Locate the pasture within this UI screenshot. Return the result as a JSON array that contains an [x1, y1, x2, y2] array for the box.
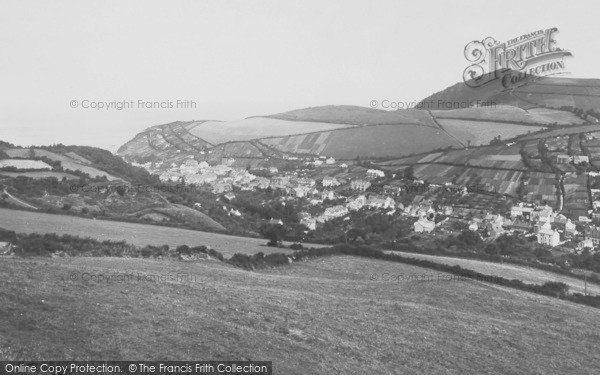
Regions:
[[262, 124, 462, 159], [432, 105, 585, 125], [1, 255, 599, 374], [384, 251, 600, 296], [187, 117, 356, 144], [438, 119, 545, 146], [0, 208, 320, 257], [0, 171, 79, 180], [4, 149, 121, 181]]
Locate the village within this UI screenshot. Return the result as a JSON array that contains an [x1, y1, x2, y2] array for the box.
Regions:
[[131, 154, 600, 256]]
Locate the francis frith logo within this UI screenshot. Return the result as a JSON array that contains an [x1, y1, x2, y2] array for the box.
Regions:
[[463, 27, 572, 88]]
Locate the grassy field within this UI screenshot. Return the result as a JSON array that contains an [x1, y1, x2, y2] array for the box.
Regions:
[[1, 255, 599, 374], [267, 105, 435, 126], [4, 148, 121, 181], [432, 105, 585, 125], [187, 117, 356, 144], [0, 171, 79, 180], [0, 208, 321, 257], [260, 124, 463, 159], [384, 251, 600, 296], [438, 119, 545, 146]]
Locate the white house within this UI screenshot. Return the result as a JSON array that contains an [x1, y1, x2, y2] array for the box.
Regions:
[[351, 180, 371, 191], [321, 190, 336, 201], [323, 205, 349, 219], [347, 195, 367, 211], [414, 218, 435, 233], [573, 155, 590, 164], [366, 169, 385, 178], [293, 186, 311, 198], [300, 217, 317, 231], [511, 205, 533, 220], [537, 222, 560, 247], [322, 176, 340, 187]]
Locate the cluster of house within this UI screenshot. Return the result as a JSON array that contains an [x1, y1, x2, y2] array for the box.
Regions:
[[485, 203, 598, 253], [555, 154, 590, 165], [299, 193, 400, 230]]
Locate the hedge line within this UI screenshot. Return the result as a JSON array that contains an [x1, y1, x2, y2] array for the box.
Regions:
[[226, 244, 600, 309]]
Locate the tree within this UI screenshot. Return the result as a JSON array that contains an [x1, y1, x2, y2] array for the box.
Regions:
[[404, 166, 414, 180], [489, 136, 503, 146], [347, 228, 365, 242], [260, 223, 286, 247]]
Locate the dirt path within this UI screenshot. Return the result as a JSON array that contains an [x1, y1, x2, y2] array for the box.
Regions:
[[2, 188, 38, 210]]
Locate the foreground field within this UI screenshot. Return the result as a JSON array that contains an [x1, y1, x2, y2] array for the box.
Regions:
[[1, 256, 598, 374], [0, 208, 323, 257], [384, 250, 600, 296]]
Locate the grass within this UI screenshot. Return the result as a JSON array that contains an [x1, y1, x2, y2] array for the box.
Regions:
[[0, 171, 79, 180], [0, 208, 323, 257], [187, 118, 356, 144], [1, 255, 599, 373], [384, 250, 600, 296], [432, 105, 585, 125], [437, 119, 545, 146]]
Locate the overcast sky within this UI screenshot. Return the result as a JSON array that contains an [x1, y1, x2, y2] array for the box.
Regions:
[[1, 0, 598, 151]]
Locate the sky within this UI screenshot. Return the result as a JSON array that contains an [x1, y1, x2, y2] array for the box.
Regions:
[[1, 0, 599, 151]]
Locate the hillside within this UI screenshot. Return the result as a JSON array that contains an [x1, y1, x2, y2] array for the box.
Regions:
[[384, 251, 599, 296], [0, 208, 313, 256], [2, 255, 599, 373], [419, 74, 600, 112], [117, 99, 585, 166]]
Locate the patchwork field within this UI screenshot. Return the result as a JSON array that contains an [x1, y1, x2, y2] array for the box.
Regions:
[[438, 119, 545, 146], [412, 164, 465, 185], [427, 144, 527, 170], [1, 255, 599, 374], [262, 125, 462, 159], [563, 174, 590, 218], [0, 171, 79, 180], [431, 105, 586, 125], [267, 105, 436, 126], [454, 168, 523, 196], [187, 118, 357, 144], [518, 125, 600, 141], [5, 149, 121, 181], [523, 172, 559, 207], [512, 86, 600, 112]]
